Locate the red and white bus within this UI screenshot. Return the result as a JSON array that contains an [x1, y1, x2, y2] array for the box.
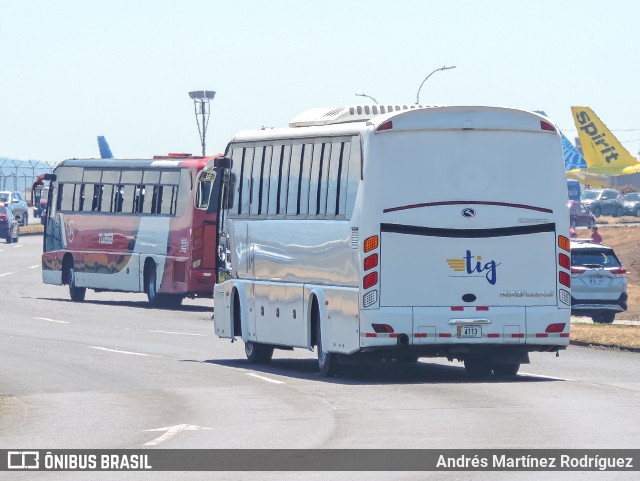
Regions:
[[41, 153, 222, 307]]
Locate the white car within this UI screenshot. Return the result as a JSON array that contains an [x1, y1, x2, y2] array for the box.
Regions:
[[0, 191, 29, 225], [570, 240, 627, 323]]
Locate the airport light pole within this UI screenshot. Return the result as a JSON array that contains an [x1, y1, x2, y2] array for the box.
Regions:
[[355, 93, 379, 104], [415, 65, 456, 104], [188, 90, 216, 156]]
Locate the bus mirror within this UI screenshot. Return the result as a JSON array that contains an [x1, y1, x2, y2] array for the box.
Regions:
[[44, 173, 56, 181], [214, 157, 232, 169]]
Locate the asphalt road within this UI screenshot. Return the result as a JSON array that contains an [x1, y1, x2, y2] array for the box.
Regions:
[[1, 236, 639, 481]]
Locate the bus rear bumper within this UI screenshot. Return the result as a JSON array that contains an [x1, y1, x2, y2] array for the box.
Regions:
[[359, 306, 570, 349]]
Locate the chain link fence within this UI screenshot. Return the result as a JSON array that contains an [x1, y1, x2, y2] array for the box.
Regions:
[[0, 160, 58, 205]]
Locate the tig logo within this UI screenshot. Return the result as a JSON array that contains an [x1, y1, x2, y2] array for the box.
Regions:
[[447, 250, 501, 285], [8, 451, 39, 470]]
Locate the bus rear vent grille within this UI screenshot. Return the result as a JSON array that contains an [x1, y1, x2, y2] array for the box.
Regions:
[[351, 228, 359, 249]]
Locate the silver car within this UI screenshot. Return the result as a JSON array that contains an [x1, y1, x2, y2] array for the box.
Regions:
[[570, 240, 627, 323], [0, 191, 29, 225]]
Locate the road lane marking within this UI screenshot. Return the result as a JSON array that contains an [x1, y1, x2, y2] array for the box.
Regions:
[[12, 244, 24, 248], [519, 371, 570, 381], [29, 265, 40, 269], [245, 373, 285, 384], [144, 424, 212, 446], [145, 329, 207, 337], [33, 317, 69, 324], [89, 346, 161, 357], [0, 272, 14, 277]]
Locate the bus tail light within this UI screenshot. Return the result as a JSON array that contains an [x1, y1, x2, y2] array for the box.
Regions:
[[364, 235, 378, 252], [372, 323, 394, 333], [377, 121, 393, 132], [559, 253, 570, 270], [363, 272, 378, 289], [546, 323, 566, 333], [364, 253, 378, 271], [559, 271, 570, 288], [558, 235, 569, 252], [540, 120, 556, 132]]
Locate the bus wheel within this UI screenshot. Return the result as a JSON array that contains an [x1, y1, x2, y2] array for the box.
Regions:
[[244, 341, 274, 364], [146, 264, 162, 307], [68, 265, 86, 302], [316, 315, 340, 377], [492, 362, 520, 377], [464, 355, 492, 378]]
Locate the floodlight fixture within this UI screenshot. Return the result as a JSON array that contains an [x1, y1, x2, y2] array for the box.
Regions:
[[188, 90, 216, 156]]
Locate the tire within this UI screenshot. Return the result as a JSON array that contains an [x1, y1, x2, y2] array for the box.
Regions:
[[464, 355, 493, 378], [5, 232, 12, 244], [593, 207, 601, 217], [146, 263, 162, 307], [570, 218, 577, 228], [316, 306, 340, 377], [244, 341, 274, 364], [615, 207, 623, 218], [68, 265, 86, 302], [592, 311, 615, 324], [493, 362, 521, 377]]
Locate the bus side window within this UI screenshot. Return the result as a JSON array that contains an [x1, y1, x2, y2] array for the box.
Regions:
[[318, 142, 331, 216], [277, 144, 291, 215], [259, 145, 273, 216], [59, 184, 75, 212], [287, 144, 302, 216], [134, 185, 145, 213], [298, 144, 312, 216], [250, 146, 264, 216], [229, 148, 243, 215], [308, 143, 322, 216], [327, 141, 343, 216], [101, 185, 115, 213], [267, 145, 282, 216]]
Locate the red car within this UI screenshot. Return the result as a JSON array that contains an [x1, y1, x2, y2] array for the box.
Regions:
[[569, 200, 596, 228], [0, 204, 19, 243]]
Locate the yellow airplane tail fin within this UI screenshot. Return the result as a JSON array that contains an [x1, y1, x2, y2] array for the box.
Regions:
[[571, 106, 638, 170]]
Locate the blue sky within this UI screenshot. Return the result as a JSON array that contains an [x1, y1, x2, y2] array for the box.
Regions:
[[1, 0, 638, 162]]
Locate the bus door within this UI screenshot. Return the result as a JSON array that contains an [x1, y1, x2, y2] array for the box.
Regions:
[[43, 174, 62, 253]]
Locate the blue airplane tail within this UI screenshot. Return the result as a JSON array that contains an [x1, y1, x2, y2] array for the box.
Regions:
[[97, 136, 113, 159], [535, 111, 586, 171]]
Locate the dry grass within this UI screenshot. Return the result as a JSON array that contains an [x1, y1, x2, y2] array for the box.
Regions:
[[571, 323, 640, 349]]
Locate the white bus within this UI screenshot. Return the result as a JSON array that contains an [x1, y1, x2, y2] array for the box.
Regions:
[[210, 104, 570, 377]]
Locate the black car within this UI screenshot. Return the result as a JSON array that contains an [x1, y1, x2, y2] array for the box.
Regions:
[[0, 204, 19, 243], [622, 192, 640, 216], [580, 188, 624, 217]]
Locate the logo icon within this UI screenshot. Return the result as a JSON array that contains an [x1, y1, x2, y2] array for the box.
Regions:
[[447, 250, 501, 285], [461, 208, 476, 218], [8, 451, 39, 470]]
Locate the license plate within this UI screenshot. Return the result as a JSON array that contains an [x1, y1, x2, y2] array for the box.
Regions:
[[457, 325, 482, 338], [589, 277, 603, 285]]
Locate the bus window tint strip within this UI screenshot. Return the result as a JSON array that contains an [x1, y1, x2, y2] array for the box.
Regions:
[[380, 223, 557, 238]]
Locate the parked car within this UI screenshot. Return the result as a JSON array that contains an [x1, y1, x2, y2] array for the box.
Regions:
[[0, 204, 20, 243], [0, 190, 29, 225], [569, 201, 596, 228], [580, 188, 624, 217], [570, 240, 627, 323], [622, 192, 640, 216]]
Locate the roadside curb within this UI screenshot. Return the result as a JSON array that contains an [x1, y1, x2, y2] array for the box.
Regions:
[[570, 340, 640, 353]]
